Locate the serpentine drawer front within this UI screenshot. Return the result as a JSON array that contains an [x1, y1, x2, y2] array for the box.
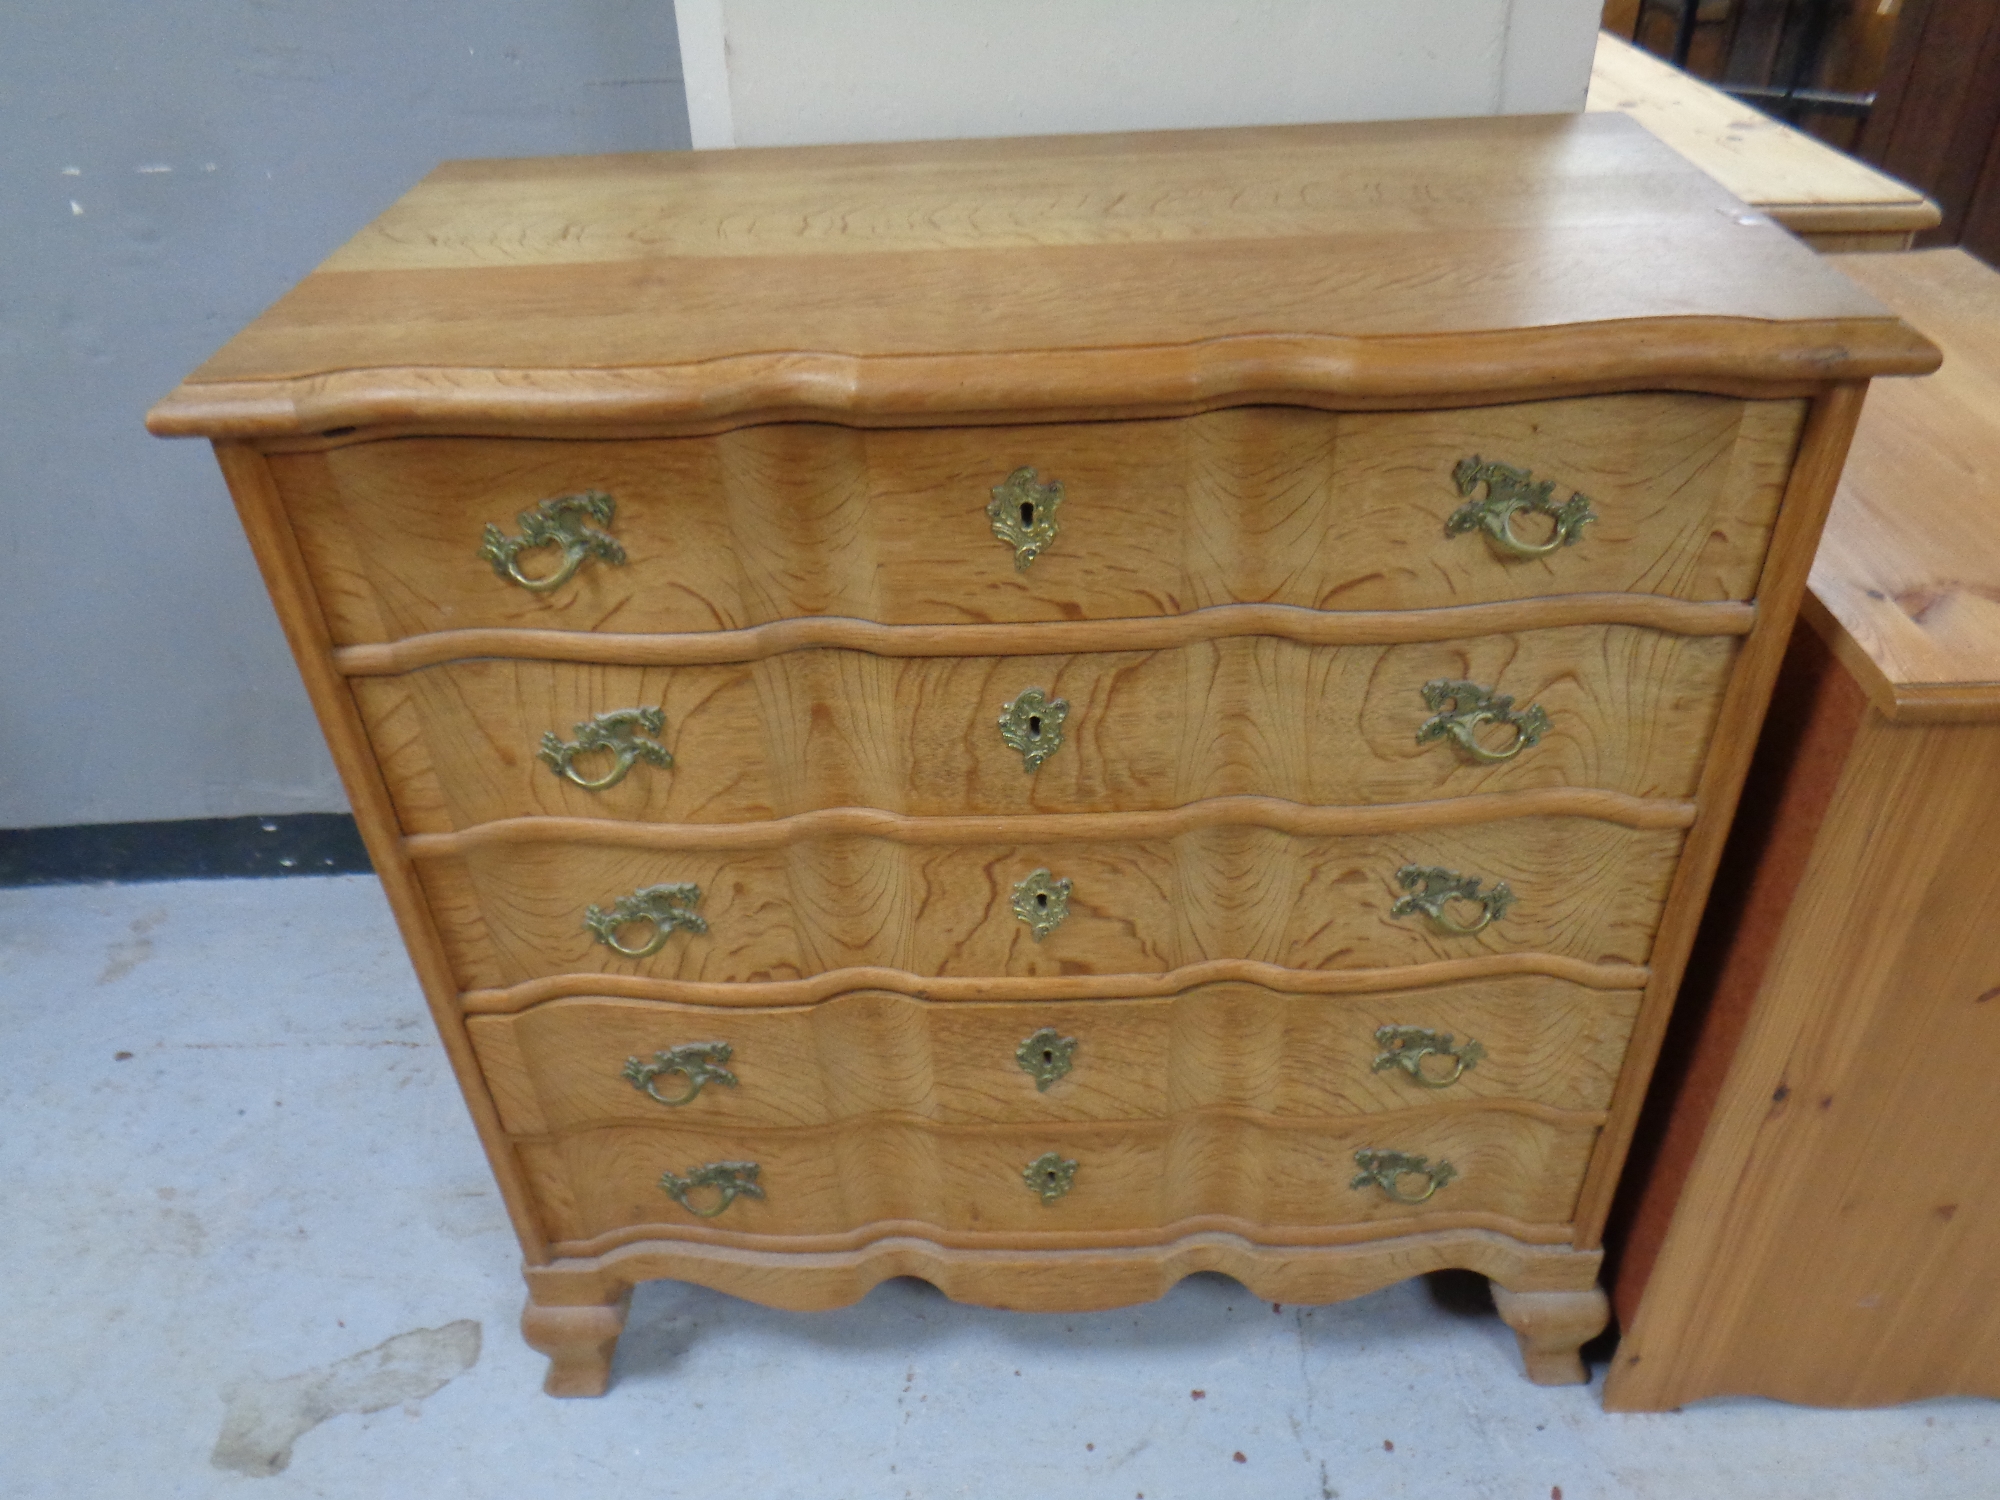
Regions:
[[273, 396, 1803, 646], [351, 625, 1738, 829], [148, 115, 1936, 1396]]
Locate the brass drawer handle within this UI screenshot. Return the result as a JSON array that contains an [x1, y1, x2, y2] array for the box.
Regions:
[[1023, 1151, 1078, 1204], [1016, 1027, 1077, 1090], [623, 1042, 737, 1106], [1351, 1149, 1458, 1205], [1373, 1026, 1486, 1089], [1447, 457, 1596, 559], [999, 687, 1068, 772], [478, 490, 626, 592], [539, 707, 674, 791], [988, 466, 1063, 570], [1416, 679, 1550, 765], [1012, 868, 1072, 941], [585, 882, 707, 958], [659, 1161, 763, 1218], [1391, 864, 1513, 936]]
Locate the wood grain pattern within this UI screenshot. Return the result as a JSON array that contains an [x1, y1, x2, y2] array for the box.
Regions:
[[1808, 251, 2000, 722], [270, 396, 1805, 644], [144, 114, 1935, 442], [331, 595, 1758, 676], [355, 625, 1738, 831], [1605, 711, 2000, 1409], [467, 978, 1640, 1133], [416, 815, 1687, 991], [512, 1107, 1599, 1245], [1587, 32, 1940, 241]]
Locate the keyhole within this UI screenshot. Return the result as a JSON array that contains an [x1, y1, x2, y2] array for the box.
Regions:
[[1041, 1048, 1056, 1065], [1020, 501, 1035, 526], [1027, 714, 1042, 738], [1036, 893, 1048, 909]]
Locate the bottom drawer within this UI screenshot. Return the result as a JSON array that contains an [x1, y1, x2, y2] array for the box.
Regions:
[[516, 1110, 1599, 1248]]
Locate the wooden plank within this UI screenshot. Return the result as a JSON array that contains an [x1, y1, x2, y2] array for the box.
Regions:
[[1586, 31, 1940, 242], [1809, 250, 2000, 721], [144, 114, 1935, 439]]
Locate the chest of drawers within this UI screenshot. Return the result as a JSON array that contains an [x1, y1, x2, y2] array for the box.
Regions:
[[149, 114, 1935, 1396]]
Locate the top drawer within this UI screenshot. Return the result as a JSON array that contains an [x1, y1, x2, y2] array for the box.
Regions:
[[271, 394, 1804, 646]]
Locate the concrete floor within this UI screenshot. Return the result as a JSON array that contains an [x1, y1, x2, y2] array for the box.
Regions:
[[3, 875, 1995, 1498]]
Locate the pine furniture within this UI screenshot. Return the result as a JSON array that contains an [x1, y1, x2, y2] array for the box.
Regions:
[[1605, 248, 2000, 1410], [148, 113, 1935, 1395]]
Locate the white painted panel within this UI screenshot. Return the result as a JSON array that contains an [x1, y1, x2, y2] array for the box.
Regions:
[[694, 0, 1602, 150]]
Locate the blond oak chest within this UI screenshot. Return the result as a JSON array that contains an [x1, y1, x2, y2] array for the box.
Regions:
[[149, 113, 1935, 1396]]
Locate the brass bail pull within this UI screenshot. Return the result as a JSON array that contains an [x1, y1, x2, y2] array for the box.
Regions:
[[540, 707, 673, 791], [1445, 457, 1596, 559], [478, 490, 626, 592], [1416, 679, 1550, 765]]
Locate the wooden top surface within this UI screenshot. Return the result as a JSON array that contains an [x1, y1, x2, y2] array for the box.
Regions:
[[149, 113, 1936, 439], [1586, 32, 1940, 237], [1808, 250, 2000, 721]]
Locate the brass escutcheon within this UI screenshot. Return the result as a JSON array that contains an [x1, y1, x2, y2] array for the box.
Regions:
[[1391, 865, 1514, 936], [477, 490, 626, 592], [998, 687, 1069, 772], [539, 707, 674, 791], [988, 467, 1064, 570], [623, 1042, 737, 1106], [1446, 457, 1597, 559], [1011, 868, 1072, 942], [1023, 1151, 1078, 1204], [1351, 1149, 1458, 1204], [584, 882, 708, 958], [659, 1160, 763, 1218], [1016, 1026, 1078, 1090], [1372, 1025, 1486, 1089], [1416, 679, 1551, 765]]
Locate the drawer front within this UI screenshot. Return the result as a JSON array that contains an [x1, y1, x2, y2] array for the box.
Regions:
[[419, 817, 1684, 991], [274, 395, 1803, 644], [514, 1110, 1600, 1246], [359, 627, 1736, 831], [468, 978, 1642, 1132]]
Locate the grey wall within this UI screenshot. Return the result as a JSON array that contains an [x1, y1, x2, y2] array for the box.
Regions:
[[1, 3, 688, 830]]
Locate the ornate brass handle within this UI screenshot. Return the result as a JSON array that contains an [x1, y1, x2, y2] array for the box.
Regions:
[[1446, 457, 1597, 559], [988, 467, 1063, 570], [539, 707, 674, 791], [584, 882, 708, 958], [1372, 1026, 1486, 1089], [478, 490, 626, 592], [1011, 868, 1072, 942], [999, 688, 1068, 772], [1351, 1149, 1458, 1204], [1416, 679, 1550, 765], [1391, 865, 1514, 936], [1016, 1027, 1077, 1090], [1023, 1151, 1078, 1204], [659, 1161, 763, 1218], [623, 1042, 737, 1106]]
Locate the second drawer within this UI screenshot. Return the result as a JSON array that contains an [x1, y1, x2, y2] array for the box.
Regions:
[[357, 626, 1736, 830]]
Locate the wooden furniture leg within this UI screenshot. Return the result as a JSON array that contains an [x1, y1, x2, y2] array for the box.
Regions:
[[521, 1283, 632, 1398], [1491, 1283, 1610, 1386]]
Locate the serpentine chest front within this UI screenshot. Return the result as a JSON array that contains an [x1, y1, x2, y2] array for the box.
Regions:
[[148, 112, 1935, 1394]]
